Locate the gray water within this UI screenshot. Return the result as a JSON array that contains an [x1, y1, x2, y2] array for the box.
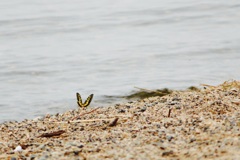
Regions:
[[0, 0, 240, 123]]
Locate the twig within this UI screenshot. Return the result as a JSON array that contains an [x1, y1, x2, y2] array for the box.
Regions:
[[79, 107, 100, 116], [72, 107, 100, 121], [38, 130, 65, 138], [109, 118, 119, 127], [110, 114, 132, 117], [168, 108, 172, 117], [55, 118, 116, 123]]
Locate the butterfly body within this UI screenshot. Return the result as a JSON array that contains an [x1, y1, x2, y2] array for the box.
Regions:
[[76, 93, 93, 109]]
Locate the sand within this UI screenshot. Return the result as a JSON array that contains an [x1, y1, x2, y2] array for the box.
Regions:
[[0, 81, 239, 160]]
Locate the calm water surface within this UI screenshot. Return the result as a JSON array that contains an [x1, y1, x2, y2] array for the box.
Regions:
[[0, 0, 240, 123]]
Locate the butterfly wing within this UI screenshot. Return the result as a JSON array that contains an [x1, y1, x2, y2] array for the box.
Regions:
[[82, 94, 94, 108], [76, 92, 83, 108]]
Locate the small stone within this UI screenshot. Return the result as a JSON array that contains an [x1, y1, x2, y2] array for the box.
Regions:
[[168, 101, 178, 105], [125, 105, 131, 109], [166, 135, 174, 142], [190, 138, 196, 143], [73, 150, 80, 155], [30, 155, 36, 160], [45, 114, 51, 118], [78, 144, 84, 148], [80, 127, 84, 131], [162, 150, 174, 156], [131, 134, 137, 138], [118, 109, 126, 113], [139, 107, 146, 112]]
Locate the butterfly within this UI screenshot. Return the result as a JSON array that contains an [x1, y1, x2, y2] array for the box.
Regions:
[[76, 92, 94, 109]]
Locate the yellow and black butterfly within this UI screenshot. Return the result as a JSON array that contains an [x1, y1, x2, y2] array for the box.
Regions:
[[76, 92, 94, 109]]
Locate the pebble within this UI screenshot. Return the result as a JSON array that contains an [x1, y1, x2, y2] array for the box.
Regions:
[[118, 109, 126, 113], [166, 135, 174, 142], [138, 107, 146, 112]]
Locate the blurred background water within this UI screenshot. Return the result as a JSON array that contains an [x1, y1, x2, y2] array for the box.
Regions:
[[0, 0, 240, 123]]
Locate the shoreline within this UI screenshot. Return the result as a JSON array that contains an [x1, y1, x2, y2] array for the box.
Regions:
[[0, 81, 239, 159]]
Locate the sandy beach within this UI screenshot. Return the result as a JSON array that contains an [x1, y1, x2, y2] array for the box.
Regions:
[[0, 81, 239, 160]]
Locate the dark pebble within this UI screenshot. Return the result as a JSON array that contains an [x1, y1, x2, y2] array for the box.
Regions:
[[131, 134, 137, 138], [30, 155, 36, 160], [162, 150, 174, 156], [118, 109, 126, 113], [166, 135, 174, 142], [80, 127, 84, 131], [78, 144, 84, 148], [139, 107, 146, 112], [125, 105, 131, 109], [190, 138, 196, 143], [168, 101, 178, 105], [73, 151, 80, 155]]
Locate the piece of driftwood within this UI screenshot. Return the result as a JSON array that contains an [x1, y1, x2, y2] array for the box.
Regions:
[[38, 130, 65, 138], [109, 118, 119, 127]]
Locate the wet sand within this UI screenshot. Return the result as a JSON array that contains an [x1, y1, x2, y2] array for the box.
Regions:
[[0, 81, 239, 160]]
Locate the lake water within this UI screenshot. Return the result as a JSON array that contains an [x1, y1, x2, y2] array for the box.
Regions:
[[0, 0, 240, 123]]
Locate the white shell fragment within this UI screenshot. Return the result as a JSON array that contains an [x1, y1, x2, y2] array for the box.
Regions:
[[14, 145, 23, 152]]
